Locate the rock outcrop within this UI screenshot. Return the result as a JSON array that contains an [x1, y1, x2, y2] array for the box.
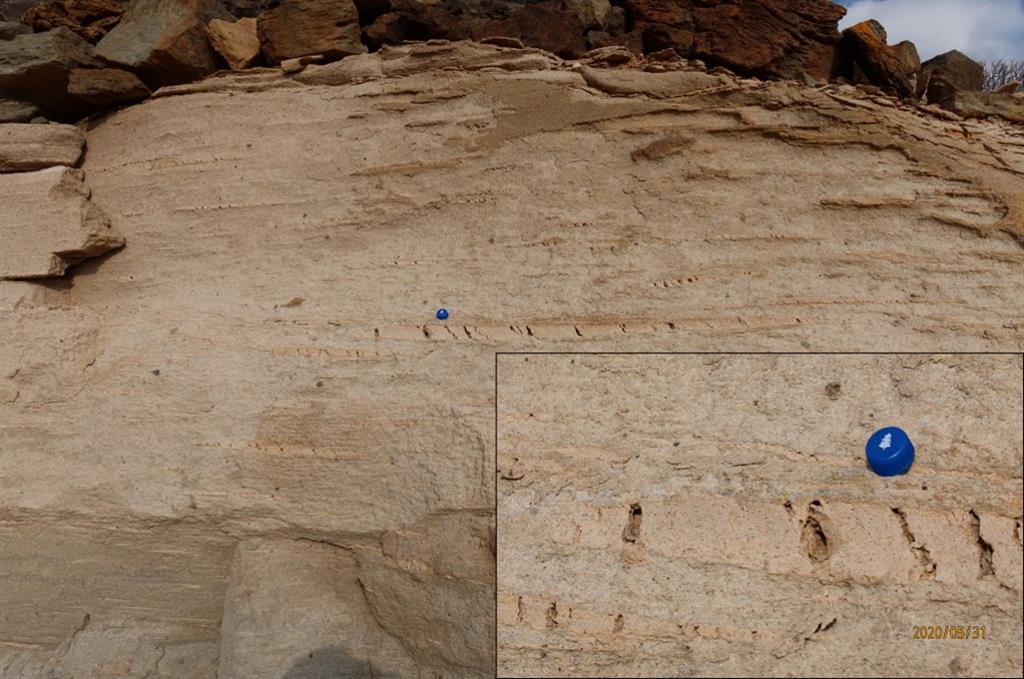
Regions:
[[0, 18, 29, 38], [94, 0, 232, 87], [630, 0, 846, 81], [67, 65, 150, 104], [834, 19, 918, 97], [20, 0, 128, 43], [206, 16, 259, 70], [1, 41, 1022, 676], [256, 0, 365, 64], [2, 0, 1019, 125], [918, 49, 985, 95], [0, 27, 102, 118], [0, 97, 40, 121]]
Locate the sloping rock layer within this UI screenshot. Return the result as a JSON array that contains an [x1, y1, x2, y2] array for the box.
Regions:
[[0, 41, 1022, 677]]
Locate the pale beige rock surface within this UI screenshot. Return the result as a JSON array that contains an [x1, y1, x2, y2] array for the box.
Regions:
[[0, 122, 83, 171], [0, 41, 1023, 676], [206, 17, 260, 71], [497, 354, 1023, 677], [0, 165, 123, 279]]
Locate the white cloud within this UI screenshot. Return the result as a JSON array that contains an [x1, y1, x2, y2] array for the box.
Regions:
[[839, 0, 1024, 63]]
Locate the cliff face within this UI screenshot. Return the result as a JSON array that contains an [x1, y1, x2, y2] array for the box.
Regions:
[[1, 40, 1023, 677]]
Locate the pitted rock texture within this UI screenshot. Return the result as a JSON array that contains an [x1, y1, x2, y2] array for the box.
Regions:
[[1, 41, 1023, 677], [497, 354, 1024, 677]]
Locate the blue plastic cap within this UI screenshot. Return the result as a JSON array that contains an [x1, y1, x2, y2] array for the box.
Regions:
[[436, 307, 449, 321], [865, 426, 915, 476]]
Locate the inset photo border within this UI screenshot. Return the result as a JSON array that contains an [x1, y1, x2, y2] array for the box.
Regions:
[[494, 352, 1024, 678]]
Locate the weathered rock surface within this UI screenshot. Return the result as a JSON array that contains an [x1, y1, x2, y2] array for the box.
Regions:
[[628, 0, 846, 80], [206, 16, 259, 70], [0, 27, 101, 119], [21, 0, 128, 43], [472, 1, 588, 59], [0, 121, 83, 170], [497, 354, 1023, 676], [94, 0, 231, 87], [0, 97, 40, 121], [217, 540, 422, 678], [67, 66, 150, 104], [835, 20, 918, 98], [942, 90, 1024, 124], [0, 165, 122, 278], [257, 0, 365, 65], [1, 41, 1023, 677], [0, 19, 30, 38], [918, 49, 985, 96], [0, 0, 36, 20]]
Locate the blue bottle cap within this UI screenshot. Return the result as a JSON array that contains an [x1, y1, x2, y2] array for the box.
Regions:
[[436, 307, 449, 321], [865, 426, 914, 476]]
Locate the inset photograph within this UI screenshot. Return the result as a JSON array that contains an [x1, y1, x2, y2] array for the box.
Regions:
[[496, 353, 1023, 677]]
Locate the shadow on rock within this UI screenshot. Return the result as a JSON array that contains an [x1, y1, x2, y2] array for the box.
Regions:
[[282, 646, 398, 679]]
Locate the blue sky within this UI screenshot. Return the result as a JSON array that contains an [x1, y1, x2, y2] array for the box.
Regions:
[[836, 0, 1024, 62]]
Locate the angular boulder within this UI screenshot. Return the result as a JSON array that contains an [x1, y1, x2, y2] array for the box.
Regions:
[[835, 20, 918, 98], [0, 122, 84, 171], [21, 0, 128, 43], [94, 0, 232, 88], [67, 66, 150, 105], [917, 49, 984, 97], [472, 1, 587, 59], [0, 27, 101, 120], [627, 0, 846, 81], [206, 16, 259, 70], [0, 166, 123, 279], [567, 0, 613, 31], [257, 0, 365, 65], [363, 1, 469, 50]]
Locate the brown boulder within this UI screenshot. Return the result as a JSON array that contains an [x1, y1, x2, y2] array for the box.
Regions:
[[67, 66, 150, 104], [0, 27, 101, 120], [566, 0, 612, 31], [257, 0, 365, 65], [626, 0, 845, 81], [94, 0, 231, 88], [21, 0, 128, 43], [472, 1, 587, 59], [917, 49, 984, 97], [363, 2, 470, 50], [834, 20, 918, 98], [206, 16, 259, 69]]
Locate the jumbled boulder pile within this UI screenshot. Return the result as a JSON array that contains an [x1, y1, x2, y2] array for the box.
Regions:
[[0, 0, 1020, 124]]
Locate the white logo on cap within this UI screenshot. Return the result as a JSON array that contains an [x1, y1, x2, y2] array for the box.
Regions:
[[879, 433, 892, 450]]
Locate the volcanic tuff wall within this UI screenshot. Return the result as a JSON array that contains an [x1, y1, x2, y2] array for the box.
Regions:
[[1, 40, 1023, 676]]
